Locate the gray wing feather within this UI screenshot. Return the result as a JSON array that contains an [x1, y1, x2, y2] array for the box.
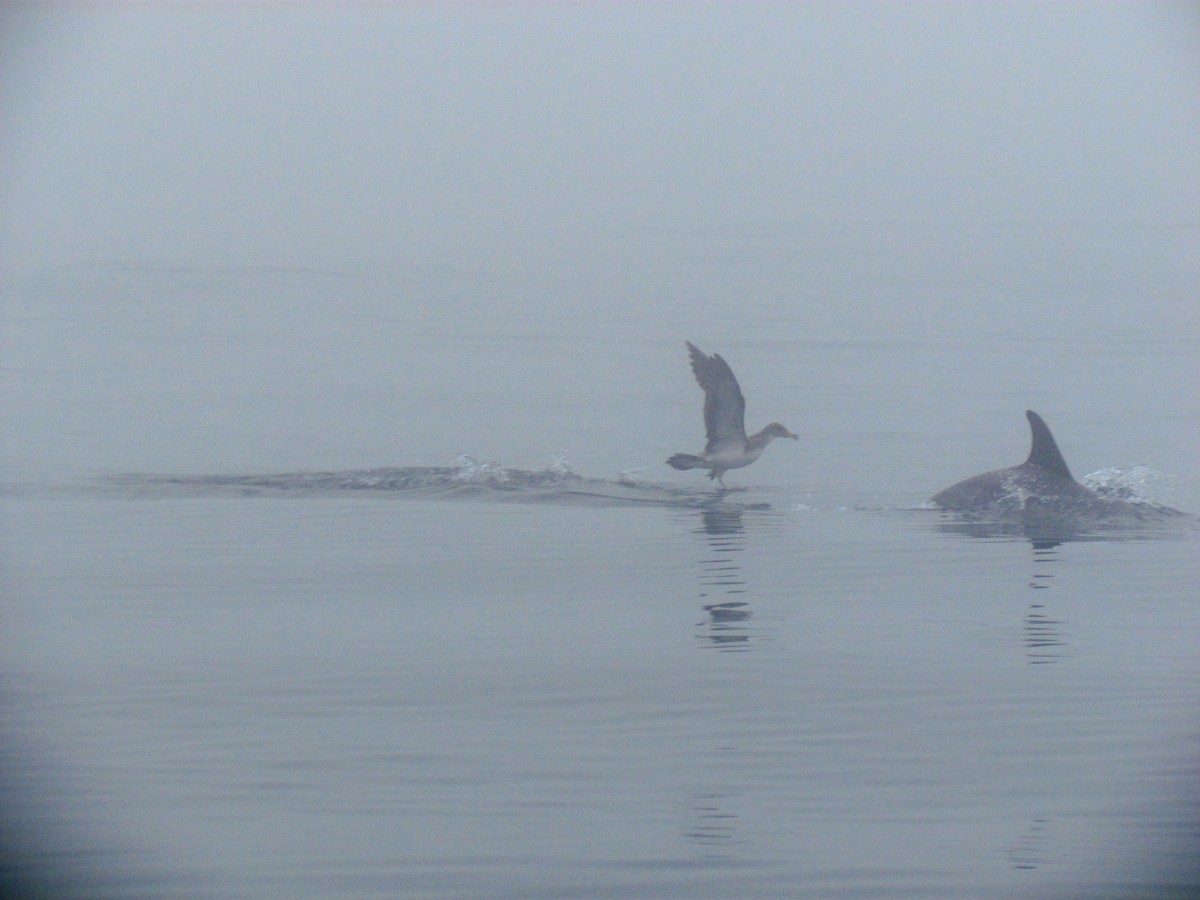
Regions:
[[686, 342, 747, 453]]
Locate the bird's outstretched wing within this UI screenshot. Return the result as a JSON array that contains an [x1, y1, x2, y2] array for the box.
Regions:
[[686, 342, 747, 453]]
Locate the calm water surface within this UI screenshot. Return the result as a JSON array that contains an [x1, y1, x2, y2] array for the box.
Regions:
[[2, 263, 1198, 897], [3, 488, 1198, 898]]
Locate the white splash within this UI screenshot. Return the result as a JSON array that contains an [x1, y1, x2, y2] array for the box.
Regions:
[[1082, 465, 1173, 505], [617, 466, 650, 484], [547, 450, 574, 476], [452, 454, 509, 484]]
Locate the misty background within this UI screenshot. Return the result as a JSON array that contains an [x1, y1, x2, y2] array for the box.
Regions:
[[1, 3, 1198, 499], [3, 6, 1200, 896]]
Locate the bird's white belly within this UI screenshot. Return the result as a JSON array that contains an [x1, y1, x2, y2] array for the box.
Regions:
[[707, 445, 762, 469]]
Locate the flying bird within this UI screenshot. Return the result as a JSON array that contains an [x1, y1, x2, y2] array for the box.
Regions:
[[667, 341, 797, 488]]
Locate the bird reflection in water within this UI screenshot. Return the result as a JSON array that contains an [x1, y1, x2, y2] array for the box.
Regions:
[[685, 790, 743, 853], [694, 506, 753, 650], [1007, 817, 1052, 870]]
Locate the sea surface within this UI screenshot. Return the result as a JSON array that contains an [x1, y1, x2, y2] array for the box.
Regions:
[[2, 252, 1198, 898]]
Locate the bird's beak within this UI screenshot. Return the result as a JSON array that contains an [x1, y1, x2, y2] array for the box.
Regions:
[[786, 430, 798, 440]]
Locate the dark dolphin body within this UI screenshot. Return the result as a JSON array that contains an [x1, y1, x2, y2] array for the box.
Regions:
[[931, 410, 1184, 541], [932, 410, 1098, 512]]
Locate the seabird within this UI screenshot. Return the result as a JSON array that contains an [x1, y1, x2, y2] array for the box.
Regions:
[[667, 341, 797, 488]]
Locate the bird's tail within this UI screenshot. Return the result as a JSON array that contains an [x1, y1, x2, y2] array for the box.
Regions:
[[667, 453, 705, 471]]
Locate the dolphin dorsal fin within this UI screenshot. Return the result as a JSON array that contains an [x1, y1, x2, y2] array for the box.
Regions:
[[1024, 410, 1073, 480]]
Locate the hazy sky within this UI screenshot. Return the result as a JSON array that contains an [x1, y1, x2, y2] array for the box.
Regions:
[[2, 2, 1198, 274]]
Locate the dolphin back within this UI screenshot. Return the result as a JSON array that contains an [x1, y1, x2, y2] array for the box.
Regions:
[[1024, 410, 1073, 480]]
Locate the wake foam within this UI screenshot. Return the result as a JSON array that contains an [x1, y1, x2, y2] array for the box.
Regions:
[[109, 458, 772, 511], [1082, 465, 1177, 506]]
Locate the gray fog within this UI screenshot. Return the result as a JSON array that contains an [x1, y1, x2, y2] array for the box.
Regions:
[[2, 3, 1199, 501], [3, 6, 1200, 896], [3, 4, 1198, 279], [3, 4, 1199, 490]]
